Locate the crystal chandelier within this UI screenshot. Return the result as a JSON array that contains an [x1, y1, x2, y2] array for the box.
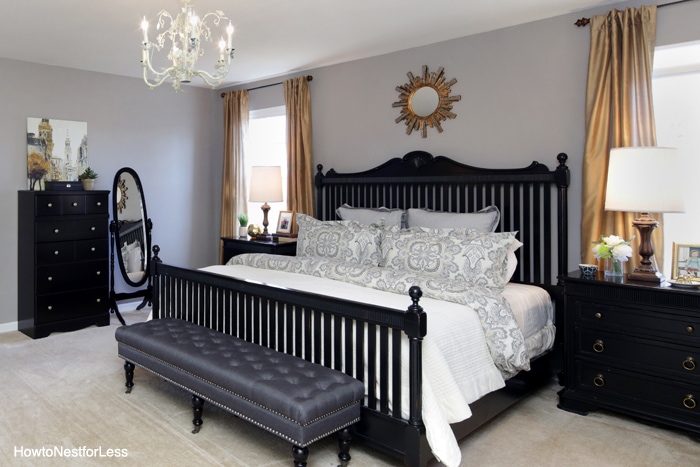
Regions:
[[140, 0, 234, 91]]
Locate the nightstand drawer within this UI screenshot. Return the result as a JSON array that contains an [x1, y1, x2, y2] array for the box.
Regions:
[[576, 363, 698, 422], [576, 300, 699, 341], [576, 329, 699, 380]]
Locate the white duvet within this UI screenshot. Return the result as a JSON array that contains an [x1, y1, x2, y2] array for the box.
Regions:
[[200, 263, 552, 466]]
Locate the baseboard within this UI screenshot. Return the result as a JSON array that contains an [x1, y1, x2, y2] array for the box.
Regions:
[[0, 320, 19, 334]]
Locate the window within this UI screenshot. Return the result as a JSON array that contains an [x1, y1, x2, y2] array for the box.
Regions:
[[245, 106, 287, 230], [653, 41, 700, 275]]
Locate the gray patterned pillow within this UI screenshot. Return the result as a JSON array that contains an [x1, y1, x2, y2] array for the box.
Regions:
[[380, 226, 518, 289], [406, 205, 500, 232], [296, 213, 382, 266], [335, 204, 405, 228]]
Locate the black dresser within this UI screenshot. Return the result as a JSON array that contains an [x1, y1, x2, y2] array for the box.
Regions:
[[18, 190, 111, 338], [558, 271, 699, 437]]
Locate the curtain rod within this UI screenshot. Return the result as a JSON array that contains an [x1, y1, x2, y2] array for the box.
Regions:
[[220, 75, 313, 97], [574, 0, 696, 27]]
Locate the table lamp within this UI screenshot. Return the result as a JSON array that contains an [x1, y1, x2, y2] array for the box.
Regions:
[[604, 147, 685, 282], [249, 166, 283, 240]]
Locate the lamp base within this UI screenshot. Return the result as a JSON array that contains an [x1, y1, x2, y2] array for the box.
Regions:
[[628, 269, 664, 283]]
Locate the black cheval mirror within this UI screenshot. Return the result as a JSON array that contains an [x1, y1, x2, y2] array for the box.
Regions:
[[108, 167, 153, 325]]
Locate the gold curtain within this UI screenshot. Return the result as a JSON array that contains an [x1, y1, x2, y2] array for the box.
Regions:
[[580, 6, 660, 270], [283, 77, 314, 223], [220, 90, 249, 263]]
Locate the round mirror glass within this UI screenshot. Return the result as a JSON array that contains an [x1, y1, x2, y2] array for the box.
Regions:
[[112, 168, 149, 287], [410, 86, 439, 117]]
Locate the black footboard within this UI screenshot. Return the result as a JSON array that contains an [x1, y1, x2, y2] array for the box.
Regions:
[[150, 259, 428, 464]]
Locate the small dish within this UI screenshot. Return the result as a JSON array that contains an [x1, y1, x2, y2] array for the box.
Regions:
[[578, 263, 598, 276], [667, 279, 700, 289]]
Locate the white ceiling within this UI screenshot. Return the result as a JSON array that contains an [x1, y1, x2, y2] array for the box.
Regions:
[[0, 0, 626, 89]]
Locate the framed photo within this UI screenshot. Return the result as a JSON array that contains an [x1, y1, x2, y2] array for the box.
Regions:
[[276, 211, 294, 235], [671, 243, 700, 281]]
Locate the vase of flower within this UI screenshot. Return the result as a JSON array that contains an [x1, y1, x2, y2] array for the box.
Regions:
[[592, 234, 635, 279], [604, 257, 624, 277]]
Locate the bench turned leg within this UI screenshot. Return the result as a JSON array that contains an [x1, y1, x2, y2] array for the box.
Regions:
[[292, 445, 308, 467], [338, 426, 353, 463], [123, 361, 135, 394], [191, 395, 204, 434]]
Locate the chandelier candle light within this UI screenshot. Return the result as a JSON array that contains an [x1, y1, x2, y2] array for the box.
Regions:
[[140, 0, 234, 91]]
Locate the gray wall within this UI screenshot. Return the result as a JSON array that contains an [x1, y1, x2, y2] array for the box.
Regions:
[[1, 60, 224, 330], [2, 0, 698, 330]]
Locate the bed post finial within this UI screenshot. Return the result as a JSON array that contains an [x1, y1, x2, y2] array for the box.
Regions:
[[152, 245, 161, 264]]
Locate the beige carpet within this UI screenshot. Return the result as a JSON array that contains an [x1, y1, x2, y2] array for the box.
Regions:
[[2, 309, 698, 466]]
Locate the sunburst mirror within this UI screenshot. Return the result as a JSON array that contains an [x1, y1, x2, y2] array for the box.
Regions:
[[393, 65, 461, 138], [116, 177, 128, 214]]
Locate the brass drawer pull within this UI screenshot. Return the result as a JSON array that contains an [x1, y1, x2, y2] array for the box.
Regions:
[[593, 374, 605, 387], [594, 312, 602, 319], [593, 340, 605, 353], [687, 325, 695, 334], [683, 394, 696, 410], [682, 357, 696, 371]]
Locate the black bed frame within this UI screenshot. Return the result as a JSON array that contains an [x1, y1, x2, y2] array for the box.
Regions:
[[150, 151, 570, 466]]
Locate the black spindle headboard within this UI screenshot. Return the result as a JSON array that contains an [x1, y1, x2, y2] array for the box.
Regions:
[[314, 151, 570, 286]]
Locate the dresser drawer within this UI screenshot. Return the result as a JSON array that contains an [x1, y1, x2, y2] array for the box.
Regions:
[[36, 260, 107, 294], [576, 363, 698, 423], [36, 288, 108, 324], [36, 242, 75, 265], [85, 193, 109, 214], [36, 220, 75, 243], [576, 329, 699, 381], [74, 218, 108, 240], [575, 299, 699, 341], [75, 239, 108, 260]]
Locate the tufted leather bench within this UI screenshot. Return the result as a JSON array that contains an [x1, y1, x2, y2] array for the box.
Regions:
[[115, 318, 365, 466]]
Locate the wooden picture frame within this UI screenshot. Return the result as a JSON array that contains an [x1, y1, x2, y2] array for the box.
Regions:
[[276, 211, 294, 235], [671, 242, 700, 281]]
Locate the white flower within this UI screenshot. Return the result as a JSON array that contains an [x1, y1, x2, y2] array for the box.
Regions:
[[612, 244, 633, 262], [603, 235, 625, 247]]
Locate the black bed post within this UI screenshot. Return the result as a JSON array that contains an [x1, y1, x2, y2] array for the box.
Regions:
[[404, 286, 428, 467], [315, 164, 325, 220], [554, 153, 570, 285], [150, 245, 162, 319]]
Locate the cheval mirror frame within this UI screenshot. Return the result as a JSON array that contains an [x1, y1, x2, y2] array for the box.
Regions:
[[108, 167, 153, 325]]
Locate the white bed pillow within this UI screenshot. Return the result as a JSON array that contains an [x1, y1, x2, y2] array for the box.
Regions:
[[381, 226, 518, 289], [406, 206, 500, 232], [335, 204, 405, 228], [296, 213, 383, 266]]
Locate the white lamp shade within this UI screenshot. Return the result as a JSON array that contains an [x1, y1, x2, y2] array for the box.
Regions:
[[604, 147, 685, 213], [249, 166, 283, 202]]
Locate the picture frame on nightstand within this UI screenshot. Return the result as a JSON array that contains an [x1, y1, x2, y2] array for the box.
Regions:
[[671, 242, 700, 280], [276, 211, 294, 235]]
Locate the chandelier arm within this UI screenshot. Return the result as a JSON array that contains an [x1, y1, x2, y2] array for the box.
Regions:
[[143, 66, 176, 90]]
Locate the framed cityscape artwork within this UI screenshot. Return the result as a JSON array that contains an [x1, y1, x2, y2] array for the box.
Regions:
[[27, 117, 88, 190]]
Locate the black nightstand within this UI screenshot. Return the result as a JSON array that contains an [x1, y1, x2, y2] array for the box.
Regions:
[[558, 271, 700, 437], [221, 237, 297, 264]]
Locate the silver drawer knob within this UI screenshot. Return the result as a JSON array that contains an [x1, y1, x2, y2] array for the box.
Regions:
[[53, 229, 59, 234], [96, 271, 101, 275], [96, 298, 101, 303], [72, 202, 78, 206], [683, 394, 696, 410], [91, 247, 96, 252], [47, 276, 53, 281], [47, 203, 53, 207], [47, 306, 52, 311], [687, 325, 695, 334], [682, 357, 696, 372], [593, 340, 605, 353], [54, 251, 59, 255], [97, 202, 102, 206], [91, 227, 96, 231]]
